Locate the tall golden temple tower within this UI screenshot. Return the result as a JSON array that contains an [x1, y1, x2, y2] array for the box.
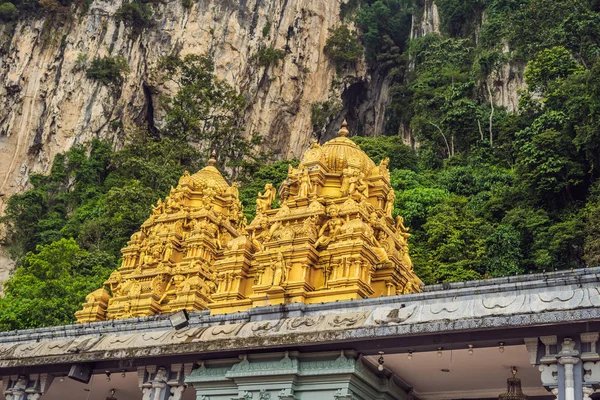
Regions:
[[76, 122, 422, 322]]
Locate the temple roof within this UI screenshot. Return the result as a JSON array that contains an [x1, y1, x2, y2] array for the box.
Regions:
[[302, 120, 376, 174], [190, 152, 230, 193]]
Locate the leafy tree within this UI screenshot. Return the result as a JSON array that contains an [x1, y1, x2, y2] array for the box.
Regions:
[[584, 183, 600, 266], [514, 112, 584, 207], [484, 224, 522, 277], [0, 2, 18, 21], [524, 46, 584, 93], [86, 56, 130, 86], [324, 25, 364, 68], [159, 54, 265, 179], [351, 135, 417, 171], [0, 239, 113, 330], [115, 0, 152, 32], [354, 0, 413, 62], [435, 0, 486, 37], [252, 47, 286, 67]]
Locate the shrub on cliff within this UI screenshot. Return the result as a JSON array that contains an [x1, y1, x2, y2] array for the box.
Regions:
[[86, 55, 129, 86], [115, 0, 152, 32], [252, 47, 286, 67], [0, 2, 18, 21], [324, 25, 363, 68]]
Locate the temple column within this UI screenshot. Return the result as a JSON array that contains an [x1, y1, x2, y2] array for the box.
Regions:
[[581, 333, 600, 400], [2, 374, 54, 400], [138, 363, 193, 400], [530, 336, 594, 400]]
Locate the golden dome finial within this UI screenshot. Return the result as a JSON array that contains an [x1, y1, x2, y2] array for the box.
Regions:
[[338, 120, 349, 137], [208, 150, 217, 166]]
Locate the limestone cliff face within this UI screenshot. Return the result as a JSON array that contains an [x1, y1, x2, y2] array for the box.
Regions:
[[0, 0, 369, 283], [411, 0, 440, 39], [0, 0, 384, 207]]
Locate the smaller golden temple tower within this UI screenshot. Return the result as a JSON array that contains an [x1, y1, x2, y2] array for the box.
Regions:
[[76, 122, 422, 322], [75, 152, 244, 322]]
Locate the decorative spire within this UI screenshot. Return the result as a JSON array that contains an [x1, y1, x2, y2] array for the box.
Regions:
[[338, 120, 349, 137], [208, 150, 217, 166]]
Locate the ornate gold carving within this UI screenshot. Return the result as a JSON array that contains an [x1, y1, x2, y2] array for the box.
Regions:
[[76, 153, 244, 323], [77, 122, 422, 322], [256, 184, 276, 213]]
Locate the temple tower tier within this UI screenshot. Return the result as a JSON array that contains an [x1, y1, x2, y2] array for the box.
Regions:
[[76, 123, 422, 322]]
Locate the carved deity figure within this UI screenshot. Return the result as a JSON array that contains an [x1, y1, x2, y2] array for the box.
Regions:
[[314, 206, 345, 248], [385, 190, 396, 217], [340, 168, 351, 196], [256, 184, 277, 213], [165, 188, 184, 213], [162, 240, 175, 262], [373, 157, 390, 179], [152, 199, 165, 215], [348, 170, 368, 199], [251, 218, 282, 251], [395, 215, 411, 243], [301, 215, 319, 238], [297, 167, 313, 198], [179, 170, 192, 187], [368, 213, 391, 264], [159, 274, 186, 303], [271, 252, 287, 286], [120, 302, 134, 318]]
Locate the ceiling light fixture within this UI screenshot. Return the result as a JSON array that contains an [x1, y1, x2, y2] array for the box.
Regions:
[[407, 350, 414, 360], [499, 342, 505, 353], [106, 389, 117, 400], [437, 347, 443, 357], [377, 351, 385, 371], [468, 344, 474, 355], [498, 367, 528, 400]]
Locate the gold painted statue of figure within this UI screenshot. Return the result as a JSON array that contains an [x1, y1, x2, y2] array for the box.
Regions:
[[385, 190, 396, 217], [271, 252, 288, 287], [256, 184, 276, 213], [314, 206, 345, 248], [152, 199, 165, 215], [297, 167, 313, 198], [396, 215, 411, 240]]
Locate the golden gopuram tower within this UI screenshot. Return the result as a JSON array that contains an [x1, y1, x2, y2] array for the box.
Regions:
[[75, 122, 422, 323]]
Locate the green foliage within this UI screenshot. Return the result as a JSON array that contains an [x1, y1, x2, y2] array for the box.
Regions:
[[159, 53, 266, 180], [86, 56, 129, 86], [0, 2, 18, 21], [353, 0, 413, 62], [514, 112, 584, 207], [351, 135, 417, 171], [524, 46, 584, 93], [74, 52, 88, 71], [584, 183, 600, 266], [252, 47, 286, 67], [340, 0, 359, 20], [435, 0, 486, 37], [262, 21, 271, 37], [115, 0, 152, 32], [323, 25, 364, 68], [0, 239, 114, 330]]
